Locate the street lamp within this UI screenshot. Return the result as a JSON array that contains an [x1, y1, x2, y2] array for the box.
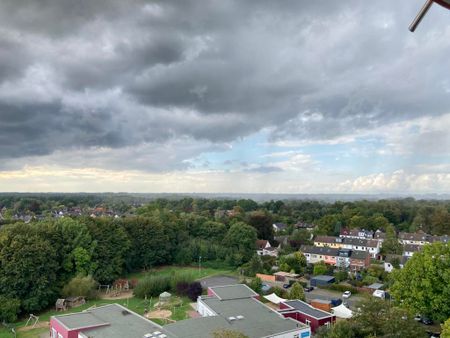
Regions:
[[198, 256, 202, 275], [409, 0, 450, 32]]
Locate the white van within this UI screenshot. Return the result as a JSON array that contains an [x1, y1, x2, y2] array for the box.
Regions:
[[372, 290, 385, 299]]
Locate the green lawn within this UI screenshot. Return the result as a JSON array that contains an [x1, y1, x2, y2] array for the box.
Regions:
[[127, 264, 236, 281], [0, 265, 236, 338]]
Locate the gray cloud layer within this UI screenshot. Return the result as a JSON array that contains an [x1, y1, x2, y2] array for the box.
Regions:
[[0, 0, 449, 170]]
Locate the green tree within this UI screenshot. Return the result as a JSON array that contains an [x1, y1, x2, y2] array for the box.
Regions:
[[122, 217, 170, 271], [391, 242, 450, 322], [313, 261, 328, 275], [86, 218, 131, 283], [248, 211, 274, 241], [0, 296, 20, 323], [279, 252, 307, 274], [441, 317, 450, 338], [0, 223, 59, 312], [349, 215, 367, 229], [289, 282, 305, 301], [249, 277, 262, 294], [315, 320, 361, 338], [62, 275, 98, 300], [224, 222, 257, 264], [73, 247, 95, 276], [381, 224, 402, 255]]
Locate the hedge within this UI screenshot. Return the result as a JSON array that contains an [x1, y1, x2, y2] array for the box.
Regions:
[[318, 283, 358, 294]]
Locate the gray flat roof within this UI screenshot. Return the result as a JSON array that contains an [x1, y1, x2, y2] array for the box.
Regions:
[[54, 304, 174, 338], [166, 296, 306, 338], [209, 284, 258, 300], [311, 275, 335, 281], [56, 311, 107, 330], [368, 283, 384, 290], [283, 300, 334, 320]]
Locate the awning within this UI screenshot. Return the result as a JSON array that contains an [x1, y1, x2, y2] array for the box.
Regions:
[[331, 304, 353, 319], [263, 293, 286, 305]]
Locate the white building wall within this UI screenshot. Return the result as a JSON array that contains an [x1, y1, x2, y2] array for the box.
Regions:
[[197, 299, 217, 317], [271, 327, 311, 338]]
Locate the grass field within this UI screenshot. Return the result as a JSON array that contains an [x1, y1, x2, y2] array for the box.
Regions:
[[0, 265, 236, 338]]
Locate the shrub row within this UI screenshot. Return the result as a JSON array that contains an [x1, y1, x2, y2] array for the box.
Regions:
[[133, 271, 196, 298]]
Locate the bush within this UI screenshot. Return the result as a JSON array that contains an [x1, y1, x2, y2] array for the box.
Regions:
[[334, 270, 348, 283], [0, 296, 20, 323], [187, 282, 203, 301], [319, 283, 358, 294], [62, 275, 98, 300], [134, 275, 171, 298], [135, 271, 199, 299], [176, 281, 190, 296]]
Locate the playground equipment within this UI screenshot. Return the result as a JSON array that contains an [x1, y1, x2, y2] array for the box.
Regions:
[[25, 314, 39, 329]]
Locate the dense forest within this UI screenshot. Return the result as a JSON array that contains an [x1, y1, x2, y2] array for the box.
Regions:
[[0, 194, 449, 321]]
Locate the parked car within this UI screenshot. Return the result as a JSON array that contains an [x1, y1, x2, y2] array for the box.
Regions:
[[372, 290, 385, 299], [342, 291, 352, 299], [414, 315, 422, 322], [304, 286, 314, 292], [261, 283, 271, 292], [283, 283, 291, 289], [331, 298, 342, 307], [421, 317, 433, 325], [427, 331, 440, 338]]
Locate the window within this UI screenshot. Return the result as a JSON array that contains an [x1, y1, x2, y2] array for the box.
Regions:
[[325, 322, 331, 328], [58, 334, 63, 338], [51, 328, 57, 338], [306, 319, 311, 326]]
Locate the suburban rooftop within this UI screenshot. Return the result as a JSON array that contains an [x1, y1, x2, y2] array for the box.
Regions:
[[165, 289, 306, 338], [208, 284, 258, 300]]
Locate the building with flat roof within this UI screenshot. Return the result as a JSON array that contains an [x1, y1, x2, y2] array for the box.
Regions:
[[279, 300, 336, 333], [50, 303, 174, 338], [51, 285, 310, 338], [166, 284, 311, 338]]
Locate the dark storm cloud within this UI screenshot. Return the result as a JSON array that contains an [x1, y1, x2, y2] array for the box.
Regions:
[[0, 0, 449, 169]]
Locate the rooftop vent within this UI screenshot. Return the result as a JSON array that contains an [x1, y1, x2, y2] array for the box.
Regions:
[[122, 310, 131, 315], [228, 316, 236, 321], [236, 315, 244, 320], [143, 334, 152, 338], [153, 332, 162, 335]]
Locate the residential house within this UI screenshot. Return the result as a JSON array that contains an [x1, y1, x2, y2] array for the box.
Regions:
[[399, 232, 429, 245], [403, 244, 422, 257], [301, 246, 338, 265], [335, 249, 352, 269], [256, 240, 279, 257], [340, 228, 374, 240], [384, 255, 409, 273], [341, 238, 380, 258], [301, 246, 369, 271], [279, 300, 336, 333], [349, 250, 371, 271], [314, 236, 345, 249], [314, 236, 380, 258], [295, 222, 316, 231], [273, 223, 288, 232], [373, 229, 386, 243]]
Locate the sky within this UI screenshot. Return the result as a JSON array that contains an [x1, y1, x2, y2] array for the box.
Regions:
[[0, 0, 450, 194]]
